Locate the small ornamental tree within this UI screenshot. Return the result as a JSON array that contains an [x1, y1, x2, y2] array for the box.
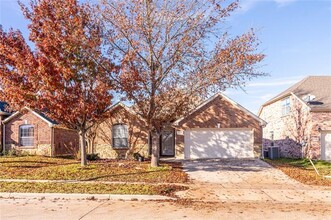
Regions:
[[100, 0, 266, 166], [285, 98, 311, 158], [0, 0, 115, 166]]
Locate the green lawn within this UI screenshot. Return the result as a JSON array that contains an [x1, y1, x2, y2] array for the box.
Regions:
[[0, 156, 188, 183], [0, 156, 189, 195], [265, 158, 331, 186]]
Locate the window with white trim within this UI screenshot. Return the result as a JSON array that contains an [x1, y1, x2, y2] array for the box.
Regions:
[[112, 124, 128, 148], [20, 125, 34, 146], [282, 97, 291, 116]]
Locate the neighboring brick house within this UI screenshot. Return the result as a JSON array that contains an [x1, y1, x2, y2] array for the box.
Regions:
[[2, 107, 79, 157], [92, 93, 265, 159], [258, 76, 331, 160]]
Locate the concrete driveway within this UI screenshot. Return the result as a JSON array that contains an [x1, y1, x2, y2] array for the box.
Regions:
[[179, 159, 331, 203]]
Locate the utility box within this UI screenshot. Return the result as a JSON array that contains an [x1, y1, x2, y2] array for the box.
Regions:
[[263, 150, 269, 158], [268, 146, 279, 159]]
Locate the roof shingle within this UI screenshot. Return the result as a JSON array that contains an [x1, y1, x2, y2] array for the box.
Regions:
[[262, 76, 331, 111]]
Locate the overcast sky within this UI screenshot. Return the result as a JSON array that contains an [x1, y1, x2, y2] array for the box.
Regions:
[[0, 0, 330, 114]]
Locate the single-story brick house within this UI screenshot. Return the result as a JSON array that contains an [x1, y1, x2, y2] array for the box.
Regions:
[[91, 93, 266, 159], [2, 107, 79, 156], [258, 76, 331, 160]]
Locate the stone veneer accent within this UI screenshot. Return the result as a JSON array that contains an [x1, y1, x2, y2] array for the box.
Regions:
[[260, 95, 331, 159], [260, 95, 303, 158], [5, 143, 52, 156], [92, 104, 149, 159]]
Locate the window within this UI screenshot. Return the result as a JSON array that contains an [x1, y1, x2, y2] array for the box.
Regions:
[[282, 97, 291, 116], [20, 125, 34, 146], [112, 124, 128, 148]]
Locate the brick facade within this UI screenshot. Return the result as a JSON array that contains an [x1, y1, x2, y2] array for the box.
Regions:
[[309, 112, 331, 158], [259, 95, 301, 158], [92, 104, 149, 159], [4, 110, 52, 156], [175, 95, 263, 158], [260, 95, 331, 159], [53, 127, 79, 156], [3, 109, 79, 157]]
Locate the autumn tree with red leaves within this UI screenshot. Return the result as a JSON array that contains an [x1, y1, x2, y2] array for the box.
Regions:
[[100, 0, 266, 166], [0, 0, 114, 166]]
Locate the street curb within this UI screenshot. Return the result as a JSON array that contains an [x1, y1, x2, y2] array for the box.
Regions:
[[0, 192, 175, 201], [0, 179, 189, 187]]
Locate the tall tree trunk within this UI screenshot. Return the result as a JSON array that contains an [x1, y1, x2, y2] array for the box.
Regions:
[[79, 129, 87, 166], [151, 132, 160, 167]]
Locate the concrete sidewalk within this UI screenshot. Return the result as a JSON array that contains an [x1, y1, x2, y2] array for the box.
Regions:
[[0, 192, 174, 201]]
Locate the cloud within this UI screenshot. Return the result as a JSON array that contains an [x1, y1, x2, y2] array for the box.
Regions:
[[246, 75, 304, 88], [247, 80, 298, 87], [237, 0, 260, 13]]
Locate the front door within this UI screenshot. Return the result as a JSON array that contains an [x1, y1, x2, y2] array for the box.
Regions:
[[160, 130, 175, 157]]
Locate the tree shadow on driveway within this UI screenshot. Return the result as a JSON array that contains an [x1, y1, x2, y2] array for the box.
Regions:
[[182, 158, 272, 173]]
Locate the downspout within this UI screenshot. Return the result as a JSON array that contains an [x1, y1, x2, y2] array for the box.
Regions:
[[51, 126, 55, 157], [2, 123, 5, 154], [260, 121, 267, 159], [174, 129, 176, 158]]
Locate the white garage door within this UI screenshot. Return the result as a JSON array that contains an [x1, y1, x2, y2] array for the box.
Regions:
[[321, 132, 331, 161], [184, 128, 254, 159]]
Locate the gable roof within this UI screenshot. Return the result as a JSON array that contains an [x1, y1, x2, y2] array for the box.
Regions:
[[108, 101, 138, 116], [174, 93, 266, 126], [259, 76, 331, 115], [2, 107, 57, 127]]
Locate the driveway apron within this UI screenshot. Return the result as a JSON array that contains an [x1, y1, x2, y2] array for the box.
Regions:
[[178, 159, 331, 203]]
